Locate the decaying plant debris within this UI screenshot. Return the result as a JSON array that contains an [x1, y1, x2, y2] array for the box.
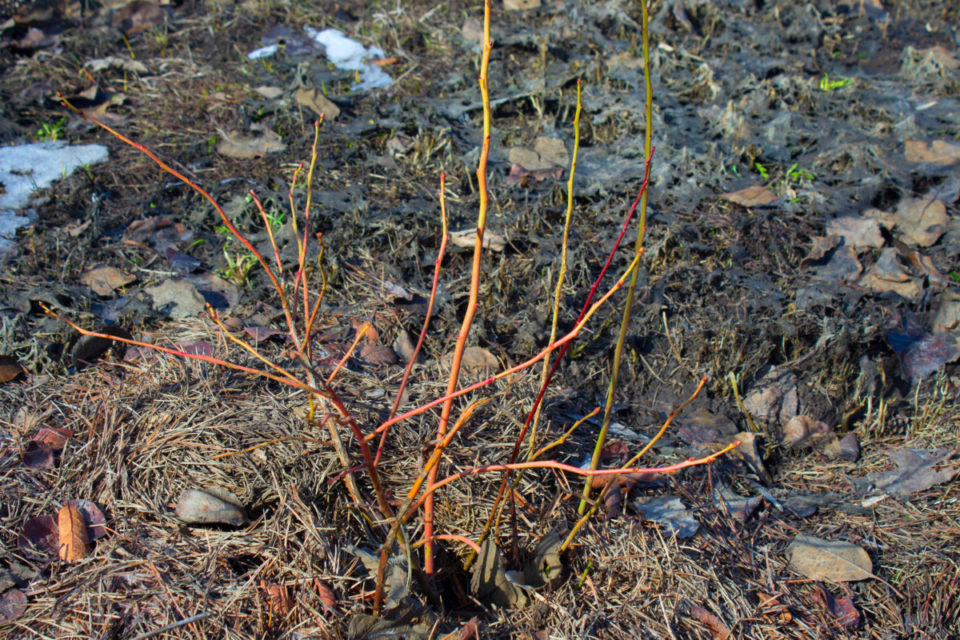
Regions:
[[2, 0, 960, 638]]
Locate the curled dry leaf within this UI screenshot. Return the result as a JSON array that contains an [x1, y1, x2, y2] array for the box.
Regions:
[[295, 87, 340, 120], [787, 535, 872, 582], [782, 415, 832, 448], [19, 515, 58, 553], [65, 499, 108, 541], [72, 325, 133, 369], [688, 603, 730, 640], [216, 124, 286, 159], [22, 441, 54, 469], [57, 503, 89, 562], [175, 489, 247, 526], [33, 427, 73, 450], [260, 580, 293, 617], [313, 579, 338, 615], [812, 584, 861, 628], [0, 355, 26, 382]]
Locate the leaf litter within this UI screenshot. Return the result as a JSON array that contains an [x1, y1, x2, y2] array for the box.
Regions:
[[2, 0, 960, 637]]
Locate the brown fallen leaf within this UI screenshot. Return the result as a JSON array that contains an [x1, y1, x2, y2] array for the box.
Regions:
[[892, 195, 949, 247], [360, 343, 398, 366], [825, 216, 884, 249], [217, 124, 286, 159], [721, 184, 778, 207], [787, 535, 872, 582], [859, 248, 921, 301], [782, 415, 832, 448], [113, 1, 167, 35], [458, 346, 499, 370], [22, 441, 54, 469], [812, 584, 861, 628], [450, 228, 507, 251], [260, 580, 293, 617], [81, 266, 135, 296], [905, 139, 960, 165], [58, 503, 89, 562], [72, 325, 133, 369], [313, 579, 338, 615], [457, 616, 480, 640], [175, 489, 247, 526], [688, 604, 730, 640], [295, 87, 341, 121], [33, 427, 73, 450], [0, 355, 25, 382], [866, 449, 957, 498]]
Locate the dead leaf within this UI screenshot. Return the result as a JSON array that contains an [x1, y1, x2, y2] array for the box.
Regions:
[[458, 346, 499, 370], [823, 433, 859, 462], [392, 329, 418, 364], [905, 139, 960, 165], [892, 195, 948, 247], [22, 441, 54, 469], [523, 531, 564, 588], [295, 87, 341, 120], [507, 138, 568, 171], [19, 515, 58, 553], [721, 184, 778, 207], [782, 415, 832, 448], [0, 589, 27, 623], [65, 499, 107, 540], [866, 449, 957, 498], [260, 580, 293, 617], [85, 57, 149, 74], [713, 482, 762, 522], [0, 354, 25, 382], [688, 604, 730, 640], [787, 535, 872, 582], [800, 235, 840, 267], [825, 216, 884, 249], [634, 495, 700, 537], [81, 266, 135, 296], [72, 325, 133, 369], [33, 427, 73, 450], [812, 584, 861, 628], [217, 124, 286, 159], [184, 272, 241, 309], [175, 489, 247, 526], [450, 228, 507, 251], [675, 408, 738, 445], [457, 617, 480, 640], [470, 537, 528, 608], [57, 503, 89, 562], [144, 279, 206, 319], [504, 0, 541, 9], [113, 1, 167, 35], [933, 290, 960, 333], [175, 341, 215, 358], [859, 248, 921, 300], [313, 579, 338, 615], [245, 326, 286, 341], [743, 366, 798, 427], [360, 343, 398, 366]]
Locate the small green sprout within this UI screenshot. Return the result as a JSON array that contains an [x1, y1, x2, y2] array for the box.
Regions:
[[819, 74, 852, 91], [35, 117, 67, 141], [753, 162, 769, 180]]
